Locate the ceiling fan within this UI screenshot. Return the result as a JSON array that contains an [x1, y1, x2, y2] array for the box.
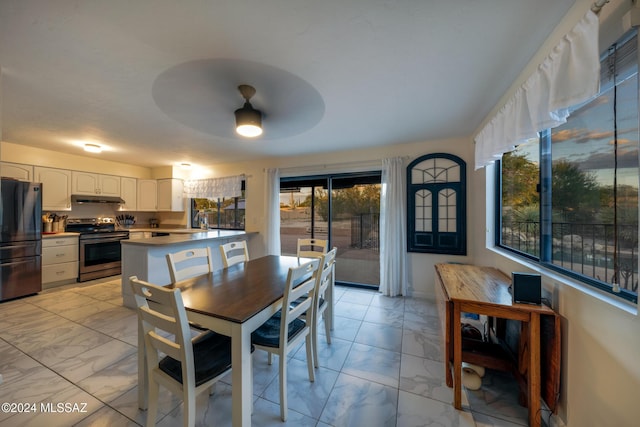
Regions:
[[234, 84, 262, 137]]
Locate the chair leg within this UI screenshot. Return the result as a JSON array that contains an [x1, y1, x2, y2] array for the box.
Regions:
[[145, 377, 160, 427], [268, 352, 273, 365], [312, 321, 319, 368], [184, 388, 196, 427], [279, 353, 287, 421], [305, 334, 315, 382], [324, 312, 332, 345]]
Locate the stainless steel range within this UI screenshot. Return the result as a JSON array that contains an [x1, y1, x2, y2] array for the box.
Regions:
[[66, 218, 129, 281]]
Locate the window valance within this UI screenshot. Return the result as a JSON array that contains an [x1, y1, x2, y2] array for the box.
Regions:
[[474, 10, 600, 170], [183, 175, 243, 199]]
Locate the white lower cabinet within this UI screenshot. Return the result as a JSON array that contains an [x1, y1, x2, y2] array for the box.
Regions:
[[42, 236, 79, 287]]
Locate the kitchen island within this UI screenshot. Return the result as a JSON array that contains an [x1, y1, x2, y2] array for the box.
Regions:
[[121, 230, 254, 308]]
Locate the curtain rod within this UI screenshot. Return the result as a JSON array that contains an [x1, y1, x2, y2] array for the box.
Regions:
[[275, 159, 382, 174], [273, 156, 414, 175], [591, 0, 610, 15]]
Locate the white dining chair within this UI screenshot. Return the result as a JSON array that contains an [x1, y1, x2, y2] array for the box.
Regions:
[[296, 238, 328, 259], [250, 259, 319, 421], [219, 240, 249, 267], [291, 247, 337, 368], [311, 247, 337, 367], [130, 276, 232, 427], [166, 247, 214, 283]]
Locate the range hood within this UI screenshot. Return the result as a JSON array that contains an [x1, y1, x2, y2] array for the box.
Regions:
[[71, 194, 125, 204]]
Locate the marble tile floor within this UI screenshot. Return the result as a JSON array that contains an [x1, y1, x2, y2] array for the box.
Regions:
[[0, 276, 530, 427]]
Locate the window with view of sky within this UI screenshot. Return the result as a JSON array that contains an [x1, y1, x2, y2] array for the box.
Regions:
[[500, 32, 639, 301]]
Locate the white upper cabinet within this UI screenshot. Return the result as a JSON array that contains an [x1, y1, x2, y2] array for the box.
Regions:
[[34, 167, 72, 211], [120, 177, 137, 211], [137, 179, 157, 211], [157, 178, 184, 212], [72, 172, 121, 196], [0, 162, 34, 181]]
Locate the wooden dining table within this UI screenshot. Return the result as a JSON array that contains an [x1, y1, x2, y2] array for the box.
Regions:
[[136, 254, 330, 427]]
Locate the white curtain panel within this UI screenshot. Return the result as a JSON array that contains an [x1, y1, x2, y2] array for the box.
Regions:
[[474, 10, 600, 169], [379, 157, 410, 297], [264, 168, 281, 255], [184, 175, 243, 199]]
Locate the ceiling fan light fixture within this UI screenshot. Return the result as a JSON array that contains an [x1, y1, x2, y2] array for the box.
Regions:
[[234, 85, 263, 138]]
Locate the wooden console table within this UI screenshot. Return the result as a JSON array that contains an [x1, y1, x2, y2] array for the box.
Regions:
[[434, 263, 560, 427]]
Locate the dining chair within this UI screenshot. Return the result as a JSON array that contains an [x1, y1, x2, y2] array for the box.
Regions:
[[130, 276, 232, 427], [250, 258, 320, 421], [296, 238, 328, 259], [219, 240, 249, 267], [166, 247, 215, 283], [291, 247, 337, 368], [310, 247, 337, 367]]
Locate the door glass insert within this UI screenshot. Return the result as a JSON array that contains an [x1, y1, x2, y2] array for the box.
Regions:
[[280, 172, 381, 288]]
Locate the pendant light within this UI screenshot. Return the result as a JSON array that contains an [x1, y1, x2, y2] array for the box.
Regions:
[[234, 84, 263, 137]]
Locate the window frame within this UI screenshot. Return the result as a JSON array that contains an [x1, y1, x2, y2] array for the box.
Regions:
[[407, 153, 467, 255], [189, 181, 246, 231], [495, 132, 638, 304], [495, 30, 639, 304]]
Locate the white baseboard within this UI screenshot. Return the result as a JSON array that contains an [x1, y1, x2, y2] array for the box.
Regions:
[[407, 290, 432, 299]]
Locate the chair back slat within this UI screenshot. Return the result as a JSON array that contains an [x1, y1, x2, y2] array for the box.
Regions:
[[148, 330, 183, 361], [297, 238, 328, 259], [166, 247, 214, 283], [138, 306, 179, 335], [282, 259, 319, 330]]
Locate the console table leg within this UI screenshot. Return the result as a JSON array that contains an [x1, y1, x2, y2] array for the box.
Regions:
[[453, 302, 462, 409], [529, 312, 541, 427]]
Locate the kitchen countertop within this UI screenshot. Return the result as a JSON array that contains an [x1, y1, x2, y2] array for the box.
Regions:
[[121, 227, 205, 234], [121, 230, 253, 246], [42, 232, 80, 238]]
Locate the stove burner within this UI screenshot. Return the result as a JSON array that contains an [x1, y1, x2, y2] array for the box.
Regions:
[[66, 217, 118, 234]]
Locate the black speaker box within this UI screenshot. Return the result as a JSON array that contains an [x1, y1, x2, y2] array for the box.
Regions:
[[511, 272, 541, 305]]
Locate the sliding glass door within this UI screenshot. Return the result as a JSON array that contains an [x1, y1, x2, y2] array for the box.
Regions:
[[280, 172, 381, 288]]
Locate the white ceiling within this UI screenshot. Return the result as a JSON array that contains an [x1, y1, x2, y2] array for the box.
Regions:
[[0, 0, 577, 168]]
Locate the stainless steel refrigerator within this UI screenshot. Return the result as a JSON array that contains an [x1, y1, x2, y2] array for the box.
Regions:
[[0, 178, 42, 301]]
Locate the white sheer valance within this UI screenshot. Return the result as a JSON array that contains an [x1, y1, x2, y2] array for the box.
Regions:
[[183, 175, 243, 199], [474, 10, 600, 170]]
